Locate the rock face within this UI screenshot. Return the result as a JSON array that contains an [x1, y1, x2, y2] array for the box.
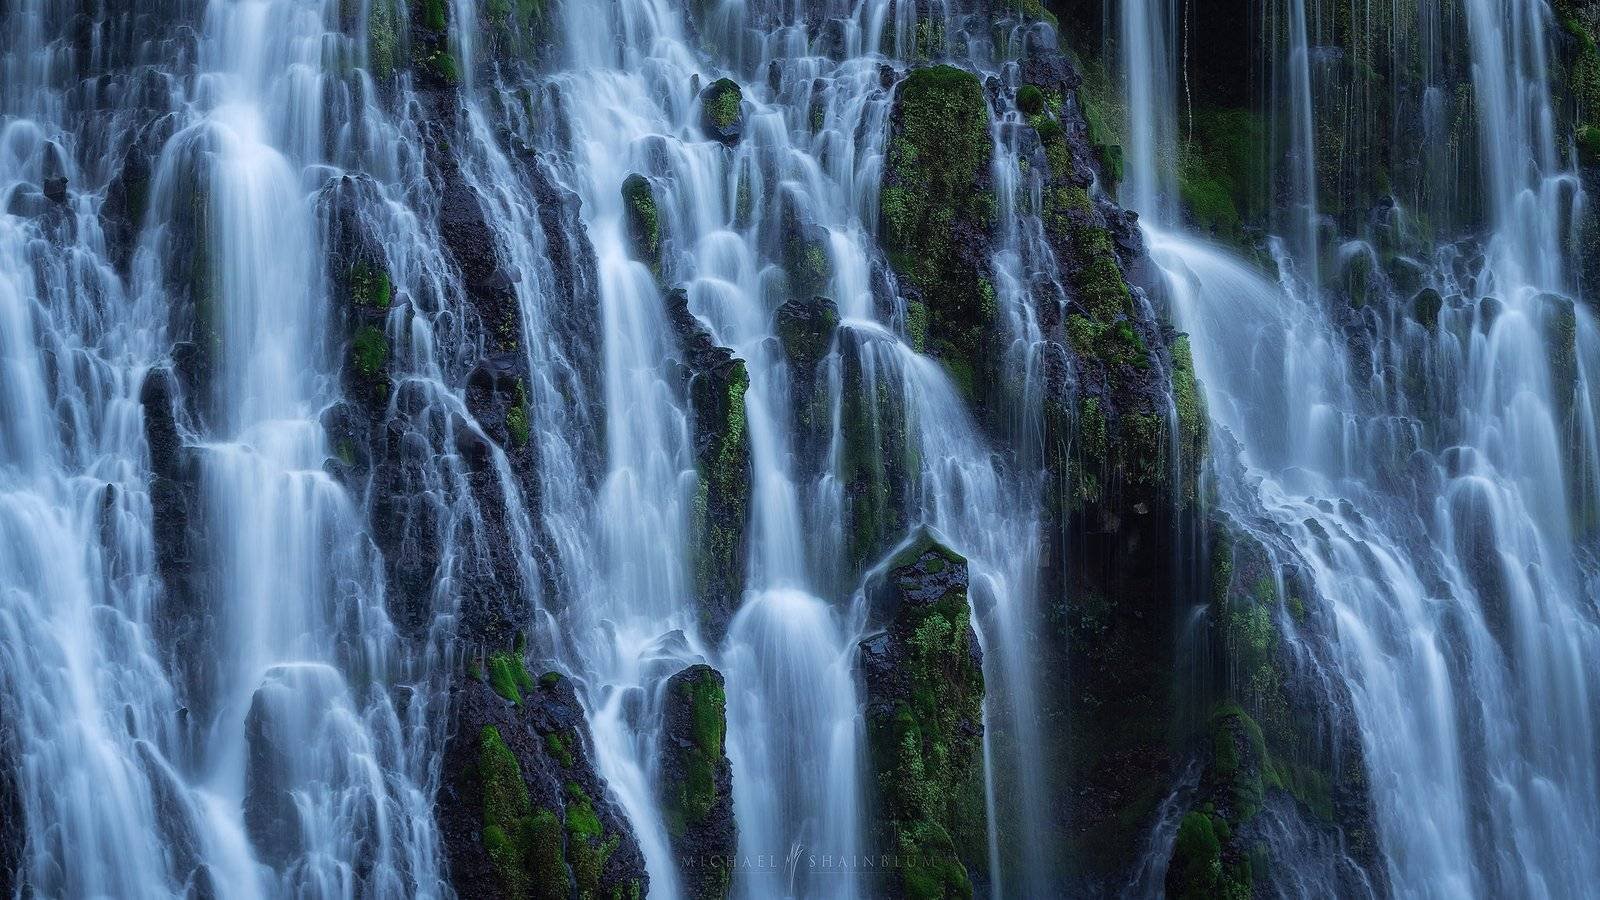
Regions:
[[665, 290, 752, 646], [1160, 523, 1383, 898], [438, 657, 649, 900], [774, 295, 840, 479], [659, 665, 735, 900], [880, 65, 997, 404], [861, 531, 987, 898]]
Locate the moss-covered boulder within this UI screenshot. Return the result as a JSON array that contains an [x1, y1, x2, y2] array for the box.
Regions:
[[621, 173, 662, 274], [860, 531, 986, 898], [439, 656, 648, 900], [879, 65, 997, 392], [659, 665, 735, 900], [699, 78, 745, 146], [664, 290, 752, 645]]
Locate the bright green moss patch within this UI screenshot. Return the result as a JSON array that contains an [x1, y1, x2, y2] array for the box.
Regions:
[[544, 731, 574, 768], [663, 668, 727, 837], [1178, 108, 1265, 237], [506, 379, 531, 447], [1017, 84, 1045, 116], [866, 541, 986, 898], [367, 0, 396, 80], [488, 650, 535, 704], [1170, 336, 1206, 498], [479, 726, 540, 897]]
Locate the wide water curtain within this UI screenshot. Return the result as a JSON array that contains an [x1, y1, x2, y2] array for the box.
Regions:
[[0, 0, 1596, 898]]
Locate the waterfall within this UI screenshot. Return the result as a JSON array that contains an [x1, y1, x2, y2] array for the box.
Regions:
[[1122, 0, 1600, 896], [7, 0, 1599, 896]]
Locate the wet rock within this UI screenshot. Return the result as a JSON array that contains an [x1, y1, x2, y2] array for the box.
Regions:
[[439, 659, 648, 900], [1411, 287, 1444, 329], [860, 530, 986, 898], [699, 78, 745, 146], [664, 289, 751, 646], [659, 665, 735, 900], [838, 326, 911, 577], [139, 367, 215, 707], [774, 295, 839, 479]]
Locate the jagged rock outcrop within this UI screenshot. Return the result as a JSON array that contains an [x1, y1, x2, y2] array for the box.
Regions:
[[659, 665, 735, 900], [439, 655, 648, 900], [664, 289, 752, 646], [860, 531, 987, 898]]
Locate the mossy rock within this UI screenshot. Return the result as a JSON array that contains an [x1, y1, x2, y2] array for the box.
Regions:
[[621, 173, 661, 272], [700, 78, 745, 146], [660, 665, 735, 899], [880, 65, 997, 376], [860, 531, 986, 897]]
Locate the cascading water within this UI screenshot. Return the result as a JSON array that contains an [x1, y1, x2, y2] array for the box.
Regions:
[[11, 0, 1599, 895], [1122, 0, 1600, 895]]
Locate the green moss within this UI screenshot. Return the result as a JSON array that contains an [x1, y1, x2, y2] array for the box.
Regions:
[[545, 731, 574, 768], [507, 379, 531, 447], [539, 671, 562, 688], [528, 808, 569, 900], [479, 726, 536, 897], [664, 669, 727, 838], [564, 782, 618, 897], [1579, 124, 1600, 165], [367, 0, 396, 80], [880, 65, 995, 368], [421, 0, 448, 30], [351, 325, 388, 377], [1016, 84, 1045, 116], [425, 49, 460, 84], [702, 78, 743, 129], [691, 360, 749, 609], [1171, 336, 1206, 481], [1169, 812, 1222, 899], [488, 650, 535, 704], [1177, 108, 1265, 237], [867, 542, 985, 898]]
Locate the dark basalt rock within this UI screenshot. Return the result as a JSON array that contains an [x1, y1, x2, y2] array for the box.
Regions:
[[860, 531, 986, 898], [438, 660, 648, 900], [0, 718, 22, 899], [139, 366, 217, 710], [664, 289, 751, 647], [774, 296, 839, 478], [659, 665, 735, 900]]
